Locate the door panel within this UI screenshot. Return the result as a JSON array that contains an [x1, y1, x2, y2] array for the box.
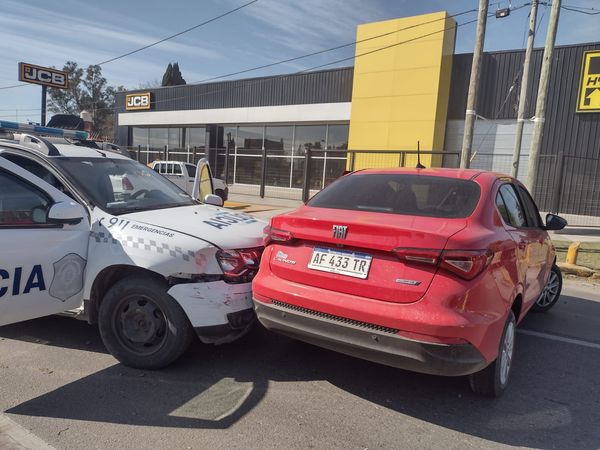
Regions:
[[516, 184, 552, 307], [0, 160, 89, 326], [497, 184, 537, 304]]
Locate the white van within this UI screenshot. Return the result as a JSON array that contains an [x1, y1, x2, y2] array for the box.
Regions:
[[0, 122, 264, 369]]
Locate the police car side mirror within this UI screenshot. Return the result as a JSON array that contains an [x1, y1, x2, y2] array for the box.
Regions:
[[204, 194, 223, 207], [47, 201, 85, 225]]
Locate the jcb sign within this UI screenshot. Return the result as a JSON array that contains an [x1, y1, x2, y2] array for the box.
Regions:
[[18, 63, 68, 89], [125, 93, 152, 111]]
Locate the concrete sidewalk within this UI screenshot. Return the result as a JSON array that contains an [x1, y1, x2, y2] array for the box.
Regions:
[[0, 414, 54, 449]]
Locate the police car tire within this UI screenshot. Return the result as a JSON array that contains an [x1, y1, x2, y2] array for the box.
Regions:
[[98, 276, 194, 370]]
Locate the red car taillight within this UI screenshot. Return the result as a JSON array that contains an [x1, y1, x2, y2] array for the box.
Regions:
[[440, 250, 493, 280], [263, 225, 294, 246], [393, 248, 493, 280], [216, 247, 264, 283]]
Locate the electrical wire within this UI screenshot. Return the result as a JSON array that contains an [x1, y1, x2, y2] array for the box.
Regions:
[[471, 2, 547, 159], [5, 3, 533, 118], [193, 8, 479, 84], [0, 0, 258, 91], [95, 0, 258, 65], [4, 5, 482, 113], [561, 5, 600, 15]]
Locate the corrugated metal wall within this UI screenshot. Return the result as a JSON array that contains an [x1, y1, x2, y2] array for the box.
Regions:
[[115, 67, 354, 114], [447, 42, 600, 215]]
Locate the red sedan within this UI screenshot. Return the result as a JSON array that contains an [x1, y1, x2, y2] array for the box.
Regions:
[[252, 168, 567, 397]]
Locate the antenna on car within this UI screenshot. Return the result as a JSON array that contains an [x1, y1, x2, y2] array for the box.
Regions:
[[416, 140, 426, 169]]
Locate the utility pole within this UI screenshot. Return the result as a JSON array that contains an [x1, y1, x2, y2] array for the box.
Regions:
[[527, 0, 561, 192], [511, 0, 539, 178], [460, 0, 489, 169]]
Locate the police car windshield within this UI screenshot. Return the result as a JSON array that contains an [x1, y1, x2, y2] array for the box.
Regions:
[[53, 157, 195, 214]]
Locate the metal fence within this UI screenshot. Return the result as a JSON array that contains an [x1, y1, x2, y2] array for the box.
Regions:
[[468, 152, 600, 227], [223, 149, 462, 202], [126, 145, 207, 165], [126, 144, 600, 226]]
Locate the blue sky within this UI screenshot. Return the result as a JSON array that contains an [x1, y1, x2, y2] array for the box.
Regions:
[[0, 0, 598, 123]]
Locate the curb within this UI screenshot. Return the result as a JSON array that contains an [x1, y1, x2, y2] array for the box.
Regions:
[[557, 262, 600, 279], [0, 414, 55, 450]]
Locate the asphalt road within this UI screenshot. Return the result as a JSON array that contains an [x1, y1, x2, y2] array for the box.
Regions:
[[0, 279, 598, 450]]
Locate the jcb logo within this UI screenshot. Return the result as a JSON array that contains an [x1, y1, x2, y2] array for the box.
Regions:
[[126, 93, 152, 110], [18, 63, 68, 89]]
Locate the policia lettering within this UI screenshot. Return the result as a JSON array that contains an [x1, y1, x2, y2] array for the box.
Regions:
[[0, 254, 85, 300], [0, 265, 46, 297]]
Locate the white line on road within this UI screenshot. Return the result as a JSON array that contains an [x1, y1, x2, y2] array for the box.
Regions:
[[518, 329, 600, 350]]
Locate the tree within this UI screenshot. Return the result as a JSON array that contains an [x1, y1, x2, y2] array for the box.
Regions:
[[161, 62, 186, 86], [48, 61, 124, 137]]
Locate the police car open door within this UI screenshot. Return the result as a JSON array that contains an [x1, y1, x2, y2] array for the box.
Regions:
[[0, 158, 89, 326], [191, 158, 215, 202]]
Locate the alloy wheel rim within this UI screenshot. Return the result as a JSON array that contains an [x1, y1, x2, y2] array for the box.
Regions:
[[499, 321, 515, 386], [536, 270, 560, 307]]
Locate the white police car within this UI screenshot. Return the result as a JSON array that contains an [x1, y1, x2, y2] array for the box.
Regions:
[[0, 121, 265, 369]]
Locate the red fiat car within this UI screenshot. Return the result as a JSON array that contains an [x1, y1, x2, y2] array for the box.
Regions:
[[252, 168, 566, 397]]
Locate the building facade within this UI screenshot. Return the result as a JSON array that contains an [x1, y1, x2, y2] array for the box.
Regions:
[[115, 12, 600, 216]]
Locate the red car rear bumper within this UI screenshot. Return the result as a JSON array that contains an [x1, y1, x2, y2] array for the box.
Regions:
[[253, 270, 508, 376]]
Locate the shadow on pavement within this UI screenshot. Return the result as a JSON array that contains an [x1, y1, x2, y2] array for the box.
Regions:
[[1, 293, 599, 448]]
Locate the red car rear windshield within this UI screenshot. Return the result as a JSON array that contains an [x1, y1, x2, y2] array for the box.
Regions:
[[308, 173, 481, 218]]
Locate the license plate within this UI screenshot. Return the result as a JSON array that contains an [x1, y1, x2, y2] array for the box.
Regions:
[[308, 247, 372, 279]]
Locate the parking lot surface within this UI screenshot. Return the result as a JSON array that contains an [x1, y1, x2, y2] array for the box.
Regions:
[[0, 279, 598, 450]]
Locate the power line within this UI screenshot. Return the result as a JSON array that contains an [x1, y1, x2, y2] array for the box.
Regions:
[[4, 4, 531, 117], [4, 6, 481, 113], [96, 0, 258, 65], [192, 8, 479, 84], [101, 13, 485, 115], [0, 0, 258, 91], [561, 5, 600, 14]]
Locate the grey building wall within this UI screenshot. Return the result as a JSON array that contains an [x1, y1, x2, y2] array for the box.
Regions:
[[115, 67, 353, 113], [114, 67, 354, 146], [447, 42, 600, 214]]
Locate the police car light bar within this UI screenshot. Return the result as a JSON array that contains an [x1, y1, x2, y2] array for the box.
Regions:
[[0, 120, 89, 140]]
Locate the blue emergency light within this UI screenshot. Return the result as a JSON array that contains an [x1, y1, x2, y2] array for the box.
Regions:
[[0, 120, 89, 140]]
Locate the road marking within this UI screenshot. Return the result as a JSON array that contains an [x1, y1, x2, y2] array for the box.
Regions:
[[0, 414, 55, 449], [518, 329, 600, 350]]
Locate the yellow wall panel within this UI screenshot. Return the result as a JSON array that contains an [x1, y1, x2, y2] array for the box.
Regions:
[[348, 11, 456, 168]]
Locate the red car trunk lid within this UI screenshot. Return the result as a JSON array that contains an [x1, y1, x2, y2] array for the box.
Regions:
[[268, 207, 467, 303]]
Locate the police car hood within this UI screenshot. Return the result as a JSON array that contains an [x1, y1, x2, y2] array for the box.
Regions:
[[122, 204, 266, 250]]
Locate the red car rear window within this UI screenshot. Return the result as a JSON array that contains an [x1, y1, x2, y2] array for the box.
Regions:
[[308, 173, 481, 218]]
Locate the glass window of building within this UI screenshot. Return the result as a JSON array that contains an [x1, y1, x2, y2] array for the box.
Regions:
[[187, 128, 206, 150], [265, 126, 293, 155], [131, 127, 148, 148], [326, 124, 349, 150], [294, 125, 326, 154], [292, 125, 326, 188], [265, 126, 293, 188], [212, 126, 237, 181], [237, 127, 264, 155], [168, 128, 183, 149], [235, 126, 263, 185], [148, 128, 168, 150]]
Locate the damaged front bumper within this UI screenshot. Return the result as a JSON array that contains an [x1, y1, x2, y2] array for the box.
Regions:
[[168, 280, 255, 344]]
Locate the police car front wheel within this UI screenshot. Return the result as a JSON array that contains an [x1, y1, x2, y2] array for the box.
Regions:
[[98, 276, 194, 369]]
